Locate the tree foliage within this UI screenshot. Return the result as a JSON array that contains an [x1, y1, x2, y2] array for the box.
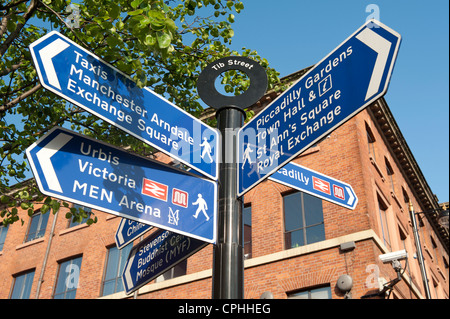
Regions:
[[0, 0, 281, 226]]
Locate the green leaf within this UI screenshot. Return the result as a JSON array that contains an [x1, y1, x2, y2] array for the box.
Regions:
[[109, 4, 121, 20], [144, 34, 156, 46], [41, 204, 50, 214], [157, 31, 172, 48], [165, 18, 177, 32], [129, 9, 144, 16], [131, 0, 143, 9]]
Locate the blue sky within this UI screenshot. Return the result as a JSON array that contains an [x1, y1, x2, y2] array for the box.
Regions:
[[227, 0, 449, 203], [5, 1, 448, 204]]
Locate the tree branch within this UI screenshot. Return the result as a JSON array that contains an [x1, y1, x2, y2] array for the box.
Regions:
[[0, 82, 41, 113], [38, 0, 89, 48], [0, 62, 23, 77], [0, 0, 40, 58], [0, 11, 11, 39], [0, 0, 29, 11]]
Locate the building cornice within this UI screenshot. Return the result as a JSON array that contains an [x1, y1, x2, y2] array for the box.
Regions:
[[368, 98, 448, 250]]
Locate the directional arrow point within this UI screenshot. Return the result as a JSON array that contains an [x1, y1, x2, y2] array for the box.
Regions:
[[124, 253, 135, 293], [115, 219, 126, 248], [36, 132, 73, 193], [356, 28, 392, 101], [345, 186, 356, 208], [38, 38, 70, 90]]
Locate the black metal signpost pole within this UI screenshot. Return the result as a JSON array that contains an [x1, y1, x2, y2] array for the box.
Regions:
[[214, 106, 245, 299], [197, 56, 268, 299]]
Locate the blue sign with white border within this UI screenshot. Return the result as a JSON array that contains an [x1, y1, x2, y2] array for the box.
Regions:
[[122, 228, 207, 295], [237, 19, 401, 196], [29, 31, 218, 180], [115, 218, 152, 250], [269, 162, 358, 210], [26, 127, 217, 244]]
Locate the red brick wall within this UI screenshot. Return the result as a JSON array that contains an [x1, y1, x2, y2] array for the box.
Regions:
[[0, 108, 448, 299]]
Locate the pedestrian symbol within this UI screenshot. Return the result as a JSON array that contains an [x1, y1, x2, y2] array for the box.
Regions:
[[193, 194, 209, 221], [200, 137, 213, 163], [241, 145, 254, 169]]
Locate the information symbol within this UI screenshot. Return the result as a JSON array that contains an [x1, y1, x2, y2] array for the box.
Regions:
[[318, 75, 333, 97]]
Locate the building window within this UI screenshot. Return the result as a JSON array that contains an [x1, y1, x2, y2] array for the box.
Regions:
[[102, 244, 132, 296], [25, 209, 49, 242], [401, 187, 409, 204], [430, 236, 439, 266], [385, 158, 395, 194], [155, 259, 187, 283], [288, 285, 332, 299], [378, 195, 391, 251], [10, 270, 35, 299], [443, 257, 449, 279], [243, 204, 252, 259], [68, 204, 91, 228], [53, 256, 82, 299], [283, 191, 325, 249], [366, 123, 376, 161], [432, 277, 440, 299], [0, 224, 8, 251]]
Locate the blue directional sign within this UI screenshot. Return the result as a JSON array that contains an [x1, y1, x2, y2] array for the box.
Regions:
[[115, 218, 152, 250], [269, 162, 358, 210], [122, 228, 207, 295], [26, 127, 217, 243], [29, 31, 218, 180], [237, 19, 401, 196]]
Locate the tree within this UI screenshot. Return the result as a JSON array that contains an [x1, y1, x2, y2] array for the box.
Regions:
[[0, 0, 281, 226]]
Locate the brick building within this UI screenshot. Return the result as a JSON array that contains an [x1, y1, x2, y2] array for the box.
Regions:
[[0, 70, 448, 299]]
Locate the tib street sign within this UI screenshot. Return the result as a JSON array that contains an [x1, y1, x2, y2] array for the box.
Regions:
[[269, 162, 358, 210], [122, 228, 207, 295], [26, 127, 217, 244], [237, 19, 401, 196], [29, 31, 218, 180]]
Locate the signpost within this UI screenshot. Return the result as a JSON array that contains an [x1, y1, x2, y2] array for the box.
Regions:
[[237, 20, 401, 196], [269, 162, 358, 210], [26, 18, 401, 300], [26, 127, 217, 244], [197, 56, 268, 299], [122, 228, 207, 295], [115, 218, 152, 250], [29, 31, 219, 180]]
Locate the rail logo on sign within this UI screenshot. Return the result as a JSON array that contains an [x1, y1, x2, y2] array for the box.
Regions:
[[142, 178, 168, 202], [312, 176, 331, 195], [269, 162, 358, 210], [237, 19, 401, 196], [26, 127, 218, 243]]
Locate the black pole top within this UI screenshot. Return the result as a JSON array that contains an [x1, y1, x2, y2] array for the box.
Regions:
[[197, 56, 268, 110]]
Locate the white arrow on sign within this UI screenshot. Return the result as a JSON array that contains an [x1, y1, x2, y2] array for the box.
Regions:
[[35, 132, 72, 193], [356, 28, 392, 101], [38, 38, 70, 90], [346, 186, 356, 207], [30, 31, 219, 180], [124, 253, 135, 292], [116, 220, 126, 247]]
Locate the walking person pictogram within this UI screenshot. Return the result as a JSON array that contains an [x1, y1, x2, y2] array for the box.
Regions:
[[200, 137, 213, 163], [192, 194, 209, 221], [241, 145, 254, 169]]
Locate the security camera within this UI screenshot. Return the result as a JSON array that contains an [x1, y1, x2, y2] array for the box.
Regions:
[[379, 250, 408, 263]]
